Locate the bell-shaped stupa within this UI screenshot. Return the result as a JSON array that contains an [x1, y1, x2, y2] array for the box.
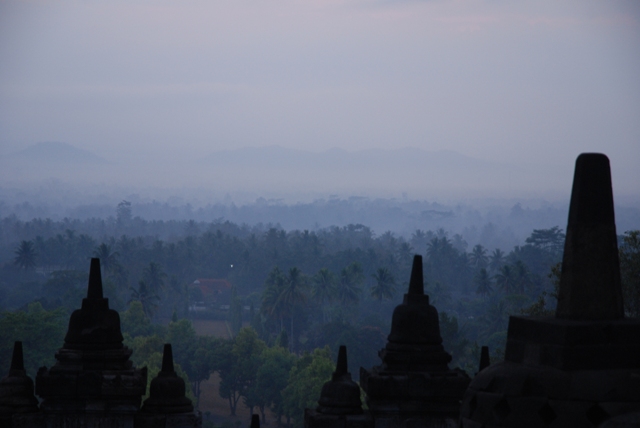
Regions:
[[317, 345, 363, 415], [305, 346, 371, 428], [0, 342, 43, 427], [36, 258, 147, 426], [135, 344, 200, 428], [360, 255, 470, 427]]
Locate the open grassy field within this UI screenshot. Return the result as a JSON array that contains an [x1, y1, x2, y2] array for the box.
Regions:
[[192, 319, 231, 338]]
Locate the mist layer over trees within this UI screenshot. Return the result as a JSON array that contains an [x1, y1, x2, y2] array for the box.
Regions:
[[0, 201, 638, 426], [3, 195, 640, 248]]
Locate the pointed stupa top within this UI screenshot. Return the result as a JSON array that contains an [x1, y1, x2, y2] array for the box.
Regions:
[[387, 255, 441, 343], [86, 258, 104, 300], [161, 344, 175, 375], [408, 255, 424, 296], [9, 341, 25, 374], [478, 346, 490, 374], [555, 153, 624, 320], [381, 254, 451, 371], [63, 258, 124, 350], [316, 346, 362, 415], [0, 341, 39, 413], [141, 344, 193, 414], [333, 345, 348, 380]]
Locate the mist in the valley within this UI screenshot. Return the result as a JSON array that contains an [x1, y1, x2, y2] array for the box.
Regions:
[[2, 1, 640, 199], [1, 140, 639, 248], [1, 1, 640, 423], [2, 0, 639, 225]]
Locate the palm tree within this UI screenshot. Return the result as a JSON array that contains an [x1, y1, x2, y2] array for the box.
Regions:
[[93, 243, 120, 274], [474, 268, 493, 298], [469, 245, 489, 270], [261, 267, 287, 332], [494, 265, 517, 295], [513, 260, 533, 294], [337, 262, 364, 306], [426, 237, 459, 285], [277, 267, 307, 352], [129, 280, 160, 319], [370, 267, 397, 302], [428, 281, 452, 308], [457, 252, 472, 285], [480, 299, 508, 337], [426, 237, 445, 262], [398, 242, 414, 261], [312, 268, 336, 323], [143, 262, 166, 295], [14, 241, 36, 270], [489, 249, 505, 273]]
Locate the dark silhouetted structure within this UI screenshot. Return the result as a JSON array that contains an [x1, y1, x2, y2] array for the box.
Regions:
[[35, 258, 148, 427], [360, 255, 470, 427], [135, 344, 201, 427], [460, 153, 640, 427], [251, 413, 260, 428], [477, 346, 490, 375], [0, 259, 202, 428], [305, 345, 372, 428], [4, 153, 639, 428], [0, 341, 42, 427]]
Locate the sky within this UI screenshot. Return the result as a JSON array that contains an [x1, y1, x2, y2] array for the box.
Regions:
[[0, 0, 639, 202]]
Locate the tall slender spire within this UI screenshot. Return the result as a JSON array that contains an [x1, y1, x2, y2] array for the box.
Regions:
[[408, 255, 424, 295], [334, 346, 348, 378], [478, 346, 490, 373], [87, 258, 104, 300], [161, 344, 175, 374], [9, 341, 25, 373], [556, 153, 624, 320], [461, 153, 640, 427]]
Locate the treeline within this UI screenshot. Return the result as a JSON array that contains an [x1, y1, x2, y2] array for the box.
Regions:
[[3, 212, 566, 365], [1, 209, 639, 413]]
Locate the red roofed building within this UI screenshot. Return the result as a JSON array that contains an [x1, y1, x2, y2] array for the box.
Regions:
[[191, 278, 232, 310]]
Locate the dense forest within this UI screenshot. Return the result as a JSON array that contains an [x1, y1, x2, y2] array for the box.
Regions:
[[1, 201, 638, 427]]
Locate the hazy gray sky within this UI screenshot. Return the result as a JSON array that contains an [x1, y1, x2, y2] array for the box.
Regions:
[[1, 0, 639, 200]]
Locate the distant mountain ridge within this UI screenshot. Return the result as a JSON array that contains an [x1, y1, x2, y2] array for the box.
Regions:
[[8, 142, 107, 164], [202, 145, 515, 177]]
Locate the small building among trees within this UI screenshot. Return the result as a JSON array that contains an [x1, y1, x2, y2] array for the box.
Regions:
[[190, 278, 232, 311]]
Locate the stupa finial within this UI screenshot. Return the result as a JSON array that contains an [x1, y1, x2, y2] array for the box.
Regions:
[[334, 345, 348, 379], [87, 258, 104, 300], [161, 344, 175, 374], [408, 255, 424, 295], [9, 341, 25, 373], [555, 153, 624, 320], [478, 346, 490, 373]]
